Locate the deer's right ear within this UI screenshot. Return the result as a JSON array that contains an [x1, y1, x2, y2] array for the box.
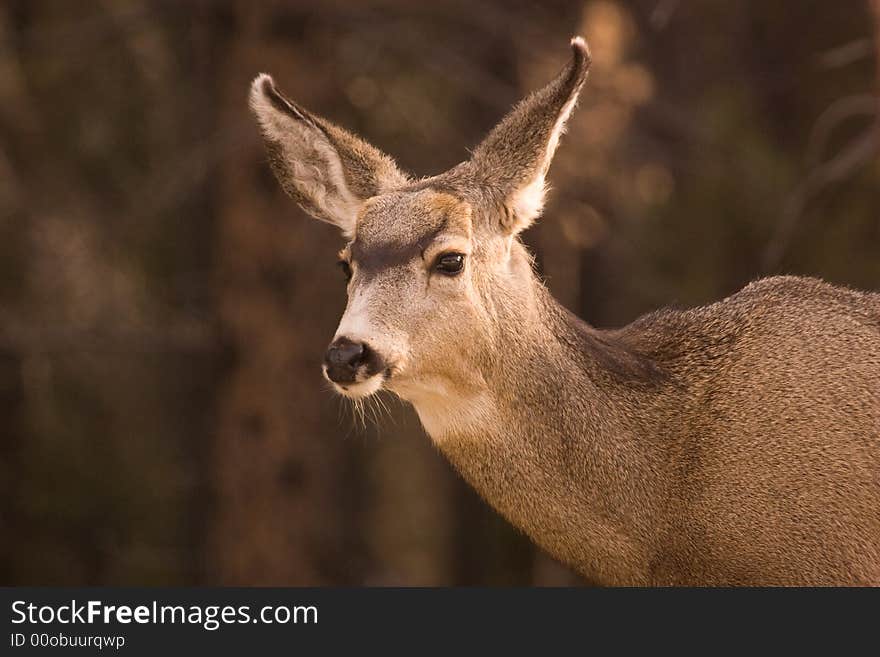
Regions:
[[249, 74, 408, 238]]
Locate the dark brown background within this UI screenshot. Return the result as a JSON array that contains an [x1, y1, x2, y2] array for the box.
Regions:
[[1, 0, 878, 585]]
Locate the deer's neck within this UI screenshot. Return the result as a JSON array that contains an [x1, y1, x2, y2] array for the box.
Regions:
[[410, 277, 674, 585]]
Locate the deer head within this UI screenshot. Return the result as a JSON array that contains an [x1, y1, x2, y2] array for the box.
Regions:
[[250, 38, 591, 433]]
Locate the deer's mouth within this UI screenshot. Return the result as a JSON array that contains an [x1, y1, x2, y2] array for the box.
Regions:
[[329, 371, 386, 400], [324, 359, 396, 400]]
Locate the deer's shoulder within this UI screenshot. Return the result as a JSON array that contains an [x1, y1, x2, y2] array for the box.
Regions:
[[614, 275, 880, 373], [724, 275, 880, 336]]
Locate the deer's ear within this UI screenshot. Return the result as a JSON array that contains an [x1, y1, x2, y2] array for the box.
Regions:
[[469, 38, 591, 234], [249, 74, 409, 238]]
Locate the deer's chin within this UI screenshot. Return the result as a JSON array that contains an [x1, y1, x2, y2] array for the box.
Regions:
[[330, 374, 384, 400]]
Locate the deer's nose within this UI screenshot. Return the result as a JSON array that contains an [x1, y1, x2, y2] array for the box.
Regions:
[[324, 337, 368, 384]]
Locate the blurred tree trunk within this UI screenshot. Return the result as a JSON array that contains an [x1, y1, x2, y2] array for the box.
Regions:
[[874, 1, 880, 106], [208, 3, 355, 584], [361, 403, 456, 585]]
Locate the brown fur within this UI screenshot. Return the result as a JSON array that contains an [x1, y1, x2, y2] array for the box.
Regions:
[[250, 39, 880, 585], [440, 276, 880, 585]]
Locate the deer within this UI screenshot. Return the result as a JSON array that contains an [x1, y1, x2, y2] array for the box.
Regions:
[[249, 37, 880, 586]]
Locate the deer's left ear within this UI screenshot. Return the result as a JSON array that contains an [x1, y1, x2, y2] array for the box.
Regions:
[[249, 74, 409, 238], [468, 38, 591, 234]]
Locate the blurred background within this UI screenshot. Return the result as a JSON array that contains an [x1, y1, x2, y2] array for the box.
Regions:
[[1, 0, 878, 586]]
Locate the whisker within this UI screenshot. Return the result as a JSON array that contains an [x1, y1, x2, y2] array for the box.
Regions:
[[366, 397, 381, 433], [375, 391, 394, 425], [342, 398, 357, 439], [354, 398, 366, 430]]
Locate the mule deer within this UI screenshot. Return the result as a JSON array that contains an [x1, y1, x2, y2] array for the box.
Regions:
[[250, 38, 880, 585]]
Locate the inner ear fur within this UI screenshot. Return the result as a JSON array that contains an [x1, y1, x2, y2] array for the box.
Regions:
[[249, 74, 409, 237]]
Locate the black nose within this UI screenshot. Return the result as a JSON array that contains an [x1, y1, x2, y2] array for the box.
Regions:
[[324, 337, 369, 384]]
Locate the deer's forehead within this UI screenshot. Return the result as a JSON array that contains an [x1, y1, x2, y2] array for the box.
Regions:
[[348, 190, 472, 271]]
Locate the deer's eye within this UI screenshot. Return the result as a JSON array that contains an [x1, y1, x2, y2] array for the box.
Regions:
[[337, 260, 352, 282], [434, 252, 465, 276]]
